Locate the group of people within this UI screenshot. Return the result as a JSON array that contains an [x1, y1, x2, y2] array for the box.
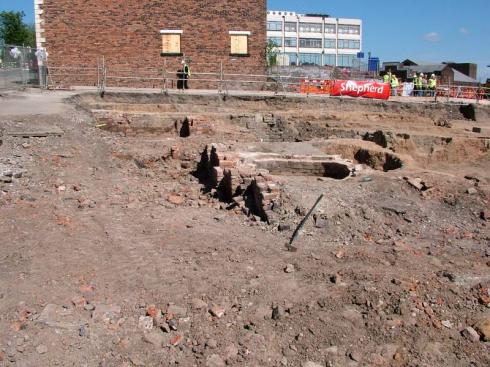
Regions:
[[383, 71, 438, 97], [413, 73, 438, 97]]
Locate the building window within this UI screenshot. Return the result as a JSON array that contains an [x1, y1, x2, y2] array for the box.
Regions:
[[338, 39, 360, 49], [324, 38, 336, 49], [324, 54, 336, 66], [324, 24, 336, 34], [267, 21, 282, 31], [284, 37, 297, 47], [299, 53, 321, 66], [230, 31, 250, 56], [285, 53, 298, 65], [278, 52, 298, 66], [338, 25, 360, 35], [299, 38, 322, 48], [299, 23, 322, 33], [267, 37, 282, 47], [160, 30, 183, 56], [338, 54, 356, 67], [284, 22, 297, 32]]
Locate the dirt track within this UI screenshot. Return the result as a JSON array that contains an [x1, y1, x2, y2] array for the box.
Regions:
[[0, 90, 489, 367]]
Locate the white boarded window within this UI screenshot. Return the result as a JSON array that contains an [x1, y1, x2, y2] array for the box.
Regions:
[[230, 31, 250, 56], [160, 30, 183, 55]]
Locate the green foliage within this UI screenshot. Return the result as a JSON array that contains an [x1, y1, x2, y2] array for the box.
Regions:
[[266, 40, 279, 67], [0, 11, 36, 47]]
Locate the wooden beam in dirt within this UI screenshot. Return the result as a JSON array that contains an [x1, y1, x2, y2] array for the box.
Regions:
[[6, 129, 64, 138]]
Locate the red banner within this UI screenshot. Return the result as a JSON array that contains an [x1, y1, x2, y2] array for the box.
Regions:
[[331, 80, 390, 100]]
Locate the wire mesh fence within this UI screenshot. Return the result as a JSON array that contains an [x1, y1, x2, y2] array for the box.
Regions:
[[0, 44, 40, 90]]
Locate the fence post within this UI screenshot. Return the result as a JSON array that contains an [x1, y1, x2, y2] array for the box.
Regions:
[[218, 61, 223, 95], [162, 58, 168, 95]]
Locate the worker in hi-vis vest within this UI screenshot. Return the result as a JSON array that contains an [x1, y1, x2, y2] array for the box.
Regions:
[[182, 60, 191, 89], [384, 71, 391, 84], [390, 75, 399, 96], [412, 73, 419, 96], [428, 74, 437, 97]]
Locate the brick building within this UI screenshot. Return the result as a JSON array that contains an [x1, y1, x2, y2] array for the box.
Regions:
[[35, 0, 267, 87]]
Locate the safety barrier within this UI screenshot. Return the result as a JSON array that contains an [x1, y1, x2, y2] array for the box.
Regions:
[[8, 55, 487, 104]]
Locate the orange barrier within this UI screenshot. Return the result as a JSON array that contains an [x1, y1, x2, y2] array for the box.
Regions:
[[437, 86, 479, 99], [300, 79, 332, 94]]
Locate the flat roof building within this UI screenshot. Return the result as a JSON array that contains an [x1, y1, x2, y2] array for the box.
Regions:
[[267, 10, 362, 68], [35, 0, 267, 87]]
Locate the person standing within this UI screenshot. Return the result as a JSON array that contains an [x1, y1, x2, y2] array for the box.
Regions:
[[412, 73, 419, 96], [383, 72, 391, 84], [391, 75, 399, 96], [421, 74, 428, 96], [182, 60, 191, 89], [428, 74, 437, 97]]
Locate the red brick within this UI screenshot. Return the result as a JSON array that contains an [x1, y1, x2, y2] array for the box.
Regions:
[[41, 0, 267, 87]]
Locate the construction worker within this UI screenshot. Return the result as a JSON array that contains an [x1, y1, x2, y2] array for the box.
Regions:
[[416, 73, 424, 97], [182, 60, 191, 89], [412, 73, 418, 96], [421, 73, 428, 96], [391, 74, 399, 96], [428, 74, 437, 96], [383, 71, 391, 84]]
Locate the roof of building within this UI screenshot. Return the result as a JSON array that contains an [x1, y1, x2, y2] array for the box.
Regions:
[[452, 68, 478, 83], [407, 64, 448, 73], [402, 59, 447, 67]]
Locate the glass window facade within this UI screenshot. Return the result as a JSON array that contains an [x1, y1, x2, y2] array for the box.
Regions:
[[338, 54, 356, 67], [283, 52, 298, 66], [324, 38, 336, 49], [267, 21, 282, 31], [284, 22, 297, 32], [299, 38, 322, 48], [299, 23, 322, 33], [338, 25, 360, 35], [324, 24, 336, 34], [338, 39, 360, 49], [268, 37, 282, 47], [284, 37, 297, 47], [324, 54, 336, 66], [299, 53, 321, 66]]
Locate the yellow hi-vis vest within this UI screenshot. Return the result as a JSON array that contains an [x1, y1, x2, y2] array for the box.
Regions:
[[384, 74, 390, 83], [429, 78, 437, 88], [391, 77, 399, 88]]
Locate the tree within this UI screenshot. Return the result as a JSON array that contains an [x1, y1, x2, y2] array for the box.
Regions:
[[266, 40, 279, 67], [0, 11, 36, 47]]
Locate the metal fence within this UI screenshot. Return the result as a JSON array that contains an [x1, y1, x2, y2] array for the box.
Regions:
[[2, 51, 487, 104], [0, 44, 40, 89]]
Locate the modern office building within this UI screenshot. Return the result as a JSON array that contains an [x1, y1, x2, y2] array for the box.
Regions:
[[267, 10, 362, 68]]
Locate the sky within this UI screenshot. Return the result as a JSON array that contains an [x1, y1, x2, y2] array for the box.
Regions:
[[1, 0, 489, 80]]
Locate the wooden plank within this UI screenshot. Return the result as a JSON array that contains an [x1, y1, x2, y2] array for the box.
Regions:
[[6, 128, 64, 137]]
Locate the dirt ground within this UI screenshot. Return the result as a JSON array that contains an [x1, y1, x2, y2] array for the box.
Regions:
[[0, 89, 489, 367]]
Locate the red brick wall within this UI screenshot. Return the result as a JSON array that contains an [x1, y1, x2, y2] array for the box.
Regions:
[[42, 0, 267, 87]]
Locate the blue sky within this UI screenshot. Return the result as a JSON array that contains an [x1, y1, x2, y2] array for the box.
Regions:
[[2, 0, 489, 80]]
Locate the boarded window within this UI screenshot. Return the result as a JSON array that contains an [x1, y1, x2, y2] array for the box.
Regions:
[[230, 35, 248, 55], [161, 32, 181, 55]]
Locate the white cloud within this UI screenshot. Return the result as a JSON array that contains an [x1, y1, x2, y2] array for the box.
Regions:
[[459, 27, 470, 35], [423, 32, 441, 43]]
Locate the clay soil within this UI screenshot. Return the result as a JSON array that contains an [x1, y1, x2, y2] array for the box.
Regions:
[[0, 90, 489, 367]]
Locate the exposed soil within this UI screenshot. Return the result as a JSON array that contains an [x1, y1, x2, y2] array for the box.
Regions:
[[0, 90, 489, 367]]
